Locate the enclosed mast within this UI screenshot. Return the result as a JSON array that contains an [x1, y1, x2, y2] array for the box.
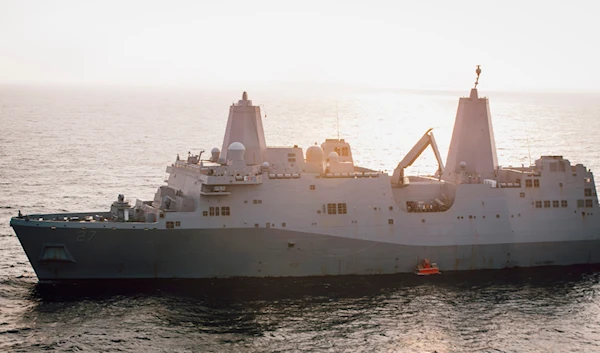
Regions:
[[443, 66, 499, 183], [220, 92, 268, 165]]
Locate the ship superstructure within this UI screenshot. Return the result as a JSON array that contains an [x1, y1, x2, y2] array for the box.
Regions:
[[11, 68, 600, 281]]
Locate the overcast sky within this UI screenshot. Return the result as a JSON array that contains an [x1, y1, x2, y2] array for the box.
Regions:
[[1, 0, 599, 92]]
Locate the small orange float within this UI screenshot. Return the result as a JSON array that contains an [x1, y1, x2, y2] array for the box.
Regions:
[[415, 258, 441, 275]]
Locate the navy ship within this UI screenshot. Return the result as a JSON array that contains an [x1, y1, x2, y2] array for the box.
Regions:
[[11, 68, 600, 281]]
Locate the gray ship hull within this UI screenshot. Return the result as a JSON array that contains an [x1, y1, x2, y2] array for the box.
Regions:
[[13, 224, 600, 281]]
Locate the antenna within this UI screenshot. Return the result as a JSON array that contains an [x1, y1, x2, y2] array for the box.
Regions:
[[474, 65, 482, 88], [336, 102, 340, 140], [526, 122, 532, 166], [259, 104, 267, 118], [527, 136, 532, 166]]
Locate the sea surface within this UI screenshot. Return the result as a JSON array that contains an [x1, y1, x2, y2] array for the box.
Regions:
[[1, 85, 600, 352]]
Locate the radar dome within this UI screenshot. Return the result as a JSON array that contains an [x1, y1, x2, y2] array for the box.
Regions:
[[210, 147, 221, 162], [261, 161, 270, 171], [228, 142, 246, 161], [306, 145, 325, 163], [460, 161, 467, 169], [328, 151, 339, 163]]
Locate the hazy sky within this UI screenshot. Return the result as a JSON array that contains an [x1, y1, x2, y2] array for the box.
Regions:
[[1, 0, 599, 92]]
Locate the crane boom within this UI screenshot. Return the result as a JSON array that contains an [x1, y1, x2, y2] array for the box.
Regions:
[[391, 128, 445, 185]]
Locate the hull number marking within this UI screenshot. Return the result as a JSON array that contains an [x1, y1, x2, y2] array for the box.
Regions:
[[76, 230, 96, 242]]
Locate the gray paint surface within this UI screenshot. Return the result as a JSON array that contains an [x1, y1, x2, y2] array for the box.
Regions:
[[13, 225, 600, 280]]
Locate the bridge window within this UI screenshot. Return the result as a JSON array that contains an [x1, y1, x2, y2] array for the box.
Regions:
[[534, 179, 540, 187], [327, 203, 337, 214], [535, 201, 542, 208], [544, 201, 551, 208], [166, 221, 174, 229], [520, 192, 525, 198], [558, 162, 566, 172], [526, 180, 532, 188], [552, 200, 559, 208], [325, 203, 348, 215], [578, 200, 585, 208], [388, 219, 394, 224], [586, 200, 594, 208], [208, 207, 229, 216], [585, 188, 593, 197], [561, 200, 568, 208], [310, 185, 315, 190], [341, 147, 349, 157]]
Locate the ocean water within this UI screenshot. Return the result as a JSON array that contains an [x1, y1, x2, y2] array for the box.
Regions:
[[1, 85, 600, 352]]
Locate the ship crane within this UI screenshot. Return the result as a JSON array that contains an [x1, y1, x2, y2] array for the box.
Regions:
[[391, 128, 445, 185]]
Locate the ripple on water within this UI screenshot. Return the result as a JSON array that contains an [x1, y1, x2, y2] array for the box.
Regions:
[[0, 266, 599, 351]]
